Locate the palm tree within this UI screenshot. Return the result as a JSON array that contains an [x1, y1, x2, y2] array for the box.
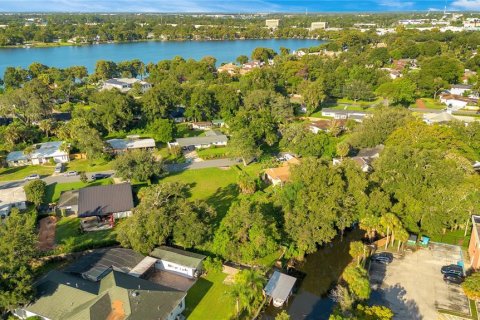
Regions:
[[380, 212, 402, 249], [359, 214, 381, 242], [230, 269, 265, 318]]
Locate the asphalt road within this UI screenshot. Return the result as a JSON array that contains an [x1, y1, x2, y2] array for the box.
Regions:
[[0, 170, 116, 189]]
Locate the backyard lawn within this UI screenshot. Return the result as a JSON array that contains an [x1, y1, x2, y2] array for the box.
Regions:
[[418, 98, 446, 110], [45, 179, 113, 203], [55, 216, 118, 253], [0, 165, 54, 182], [65, 159, 114, 172], [184, 271, 236, 320]]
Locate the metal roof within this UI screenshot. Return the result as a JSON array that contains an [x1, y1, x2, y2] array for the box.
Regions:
[[264, 271, 296, 301], [64, 248, 146, 282], [173, 135, 228, 147], [77, 183, 134, 217], [128, 256, 157, 278], [6, 141, 67, 162], [150, 246, 206, 269], [106, 138, 156, 151]]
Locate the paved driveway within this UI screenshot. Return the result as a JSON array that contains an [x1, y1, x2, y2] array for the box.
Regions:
[[369, 243, 469, 320], [0, 170, 115, 188]]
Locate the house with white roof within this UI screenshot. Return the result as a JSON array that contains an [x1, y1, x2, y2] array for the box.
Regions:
[[0, 186, 27, 218], [6, 141, 69, 167], [102, 78, 151, 93]]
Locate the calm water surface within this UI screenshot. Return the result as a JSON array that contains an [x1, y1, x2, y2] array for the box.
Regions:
[[0, 39, 323, 76]]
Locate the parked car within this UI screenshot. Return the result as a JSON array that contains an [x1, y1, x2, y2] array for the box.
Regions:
[[24, 174, 40, 181], [441, 264, 463, 276], [54, 163, 64, 174], [371, 252, 394, 264], [64, 171, 78, 177], [443, 274, 464, 285], [91, 173, 110, 180]]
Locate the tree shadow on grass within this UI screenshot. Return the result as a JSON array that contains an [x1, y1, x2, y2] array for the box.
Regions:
[[205, 183, 239, 224], [183, 277, 214, 317]]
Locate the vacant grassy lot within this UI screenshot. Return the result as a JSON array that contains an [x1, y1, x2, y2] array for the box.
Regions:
[[45, 179, 113, 203], [0, 165, 54, 182], [429, 228, 471, 248], [184, 271, 236, 320], [55, 216, 118, 253], [66, 159, 114, 172], [419, 98, 446, 110], [162, 164, 262, 218]]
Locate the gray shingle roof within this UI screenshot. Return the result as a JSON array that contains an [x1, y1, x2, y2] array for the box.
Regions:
[[173, 135, 228, 147], [57, 190, 79, 208], [106, 138, 156, 151], [78, 183, 134, 217]]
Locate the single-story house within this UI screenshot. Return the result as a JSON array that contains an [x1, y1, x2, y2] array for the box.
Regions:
[[169, 107, 186, 123], [333, 145, 384, 173], [264, 271, 297, 308], [6, 141, 69, 167], [309, 119, 346, 134], [168, 135, 228, 150], [102, 78, 152, 93], [469, 215, 480, 269], [191, 121, 213, 130], [106, 137, 156, 154], [212, 119, 226, 127], [64, 247, 146, 282], [217, 63, 238, 75], [77, 183, 134, 230], [321, 108, 369, 122], [150, 246, 206, 278], [264, 157, 301, 186], [440, 94, 478, 112], [56, 190, 79, 215], [0, 186, 27, 218], [14, 269, 186, 320], [449, 84, 473, 96]]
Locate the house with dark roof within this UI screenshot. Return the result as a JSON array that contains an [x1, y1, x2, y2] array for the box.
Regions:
[[333, 145, 384, 173], [150, 246, 206, 278], [77, 183, 134, 231], [14, 269, 186, 320], [64, 248, 146, 282], [57, 190, 79, 215]]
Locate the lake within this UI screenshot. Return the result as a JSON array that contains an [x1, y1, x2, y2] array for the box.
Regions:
[[0, 39, 324, 76]]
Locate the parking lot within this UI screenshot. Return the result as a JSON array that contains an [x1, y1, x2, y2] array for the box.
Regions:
[[369, 243, 470, 320]]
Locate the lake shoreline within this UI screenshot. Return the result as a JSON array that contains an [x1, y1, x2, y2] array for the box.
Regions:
[[0, 37, 324, 50]]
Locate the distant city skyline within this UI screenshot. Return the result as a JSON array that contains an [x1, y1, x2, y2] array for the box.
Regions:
[[0, 0, 479, 13]]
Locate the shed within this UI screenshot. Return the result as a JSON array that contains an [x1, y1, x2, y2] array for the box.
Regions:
[[264, 271, 297, 307], [150, 246, 206, 278], [407, 234, 418, 246]]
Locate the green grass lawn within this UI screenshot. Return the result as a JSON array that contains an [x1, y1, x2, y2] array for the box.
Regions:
[[419, 98, 446, 110], [54, 216, 118, 253], [45, 179, 113, 203], [197, 147, 231, 160], [184, 271, 236, 320], [429, 228, 471, 248], [162, 164, 263, 223], [0, 165, 54, 182], [176, 124, 205, 138], [66, 159, 114, 172]]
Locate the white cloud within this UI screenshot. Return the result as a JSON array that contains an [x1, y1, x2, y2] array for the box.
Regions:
[[451, 0, 480, 10], [377, 0, 415, 8]]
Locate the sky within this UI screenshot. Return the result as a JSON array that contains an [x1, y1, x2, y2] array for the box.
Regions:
[[0, 0, 479, 13]]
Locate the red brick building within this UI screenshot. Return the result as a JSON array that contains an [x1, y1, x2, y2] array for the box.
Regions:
[[468, 215, 480, 269]]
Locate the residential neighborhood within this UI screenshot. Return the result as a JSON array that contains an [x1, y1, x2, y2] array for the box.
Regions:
[[0, 7, 480, 320]]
